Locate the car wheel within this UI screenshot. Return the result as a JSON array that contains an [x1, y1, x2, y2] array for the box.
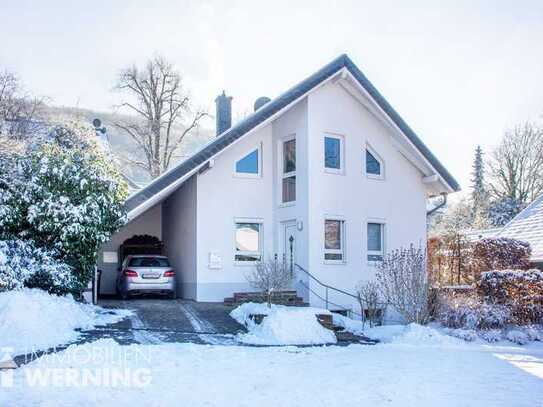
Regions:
[[120, 291, 129, 301], [168, 291, 176, 300]]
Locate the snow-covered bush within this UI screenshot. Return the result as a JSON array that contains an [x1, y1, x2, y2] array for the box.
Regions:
[[438, 292, 510, 329], [477, 269, 543, 324], [356, 281, 382, 327], [471, 238, 531, 276], [376, 245, 430, 324], [448, 328, 478, 342], [506, 329, 530, 345], [0, 135, 127, 294], [479, 329, 502, 343], [0, 240, 73, 294], [245, 257, 295, 307]]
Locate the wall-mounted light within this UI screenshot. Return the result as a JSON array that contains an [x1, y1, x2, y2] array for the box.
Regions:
[[296, 220, 303, 231]]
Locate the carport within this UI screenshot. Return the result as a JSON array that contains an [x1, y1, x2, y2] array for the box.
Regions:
[[96, 174, 198, 301], [97, 203, 163, 296]]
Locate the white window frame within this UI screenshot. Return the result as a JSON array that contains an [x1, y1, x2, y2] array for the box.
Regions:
[[233, 144, 262, 179], [324, 133, 345, 175], [233, 218, 264, 265], [323, 217, 346, 264], [365, 144, 385, 180], [279, 135, 296, 206], [366, 220, 385, 264]]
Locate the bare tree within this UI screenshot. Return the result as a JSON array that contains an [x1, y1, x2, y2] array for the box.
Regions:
[[356, 281, 381, 327], [0, 69, 45, 141], [245, 257, 295, 307], [376, 245, 430, 324], [113, 56, 207, 178], [488, 122, 543, 207]]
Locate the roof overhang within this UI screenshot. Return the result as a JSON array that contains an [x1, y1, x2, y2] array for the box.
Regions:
[[124, 54, 460, 221], [335, 68, 455, 195]]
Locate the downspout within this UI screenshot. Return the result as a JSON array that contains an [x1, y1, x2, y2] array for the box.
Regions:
[[426, 193, 447, 217]]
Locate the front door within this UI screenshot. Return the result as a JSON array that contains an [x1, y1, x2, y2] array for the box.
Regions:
[[281, 220, 297, 276]]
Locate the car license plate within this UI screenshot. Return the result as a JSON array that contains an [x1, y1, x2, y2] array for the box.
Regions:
[[142, 273, 159, 279]]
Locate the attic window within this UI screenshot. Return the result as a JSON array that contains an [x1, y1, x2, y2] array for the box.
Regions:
[[366, 147, 383, 179], [235, 147, 260, 177], [324, 135, 344, 173]]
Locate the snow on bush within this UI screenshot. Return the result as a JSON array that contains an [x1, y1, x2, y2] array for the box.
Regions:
[[230, 302, 337, 345], [438, 293, 510, 330], [505, 329, 530, 345], [0, 137, 128, 293], [472, 238, 531, 276], [448, 328, 478, 342], [0, 288, 131, 354], [478, 269, 543, 324], [0, 239, 74, 294], [479, 329, 502, 343], [376, 244, 430, 324]]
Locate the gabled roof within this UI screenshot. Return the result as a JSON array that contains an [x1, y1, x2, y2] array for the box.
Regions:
[[125, 54, 460, 215], [498, 193, 543, 261]]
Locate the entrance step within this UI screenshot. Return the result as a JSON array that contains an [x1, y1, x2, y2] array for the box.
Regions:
[[224, 291, 307, 307]]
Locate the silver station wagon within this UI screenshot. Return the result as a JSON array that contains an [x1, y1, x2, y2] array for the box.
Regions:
[[117, 255, 176, 299]]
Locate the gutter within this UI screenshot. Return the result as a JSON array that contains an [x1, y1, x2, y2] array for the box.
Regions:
[[427, 193, 447, 217]]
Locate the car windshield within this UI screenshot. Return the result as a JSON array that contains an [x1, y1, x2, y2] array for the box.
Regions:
[[128, 257, 170, 267]]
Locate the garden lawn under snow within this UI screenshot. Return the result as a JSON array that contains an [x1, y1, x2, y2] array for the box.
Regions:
[[0, 288, 131, 354], [230, 302, 337, 345], [2, 327, 543, 407]]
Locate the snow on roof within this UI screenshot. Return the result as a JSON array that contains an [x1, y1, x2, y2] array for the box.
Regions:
[[464, 228, 501, 242], [498, 193, 543, 261]]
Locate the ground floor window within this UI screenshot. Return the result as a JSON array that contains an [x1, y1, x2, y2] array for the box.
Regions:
[[324, 219, 345, 261], [367, 222, 384, 261], [235, 221, 262, 262]]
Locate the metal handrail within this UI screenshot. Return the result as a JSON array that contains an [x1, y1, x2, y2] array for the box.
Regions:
[[297, 280, 362, 319], [295, 263, 358, 300]]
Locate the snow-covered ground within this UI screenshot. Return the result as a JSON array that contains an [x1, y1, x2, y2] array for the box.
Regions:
[[0, 288, 131, 354], [2, 326, 542, 407], [230, 302, 336, 345]]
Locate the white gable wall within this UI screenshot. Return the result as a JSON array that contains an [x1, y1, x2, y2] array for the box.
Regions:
[[271, 99, 310, 300], [196, 124, 275, 301], [306, 82, 428, 311]]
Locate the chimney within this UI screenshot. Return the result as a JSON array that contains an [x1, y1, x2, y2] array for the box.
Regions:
[[215, 91, 232, 136], [254, 96, 271, 112]]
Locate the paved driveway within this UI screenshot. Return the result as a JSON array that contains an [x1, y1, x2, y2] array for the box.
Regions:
[[84, 298, 246, 346]]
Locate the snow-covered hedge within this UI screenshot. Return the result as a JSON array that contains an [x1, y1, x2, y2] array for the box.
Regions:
[[0, 240, 74, 294], [438, 269, 543, 329], [478, 269, 543, 324], [438, 293, 510, 330], [0, 139, 127, 294], [471, 238, 531, 276]]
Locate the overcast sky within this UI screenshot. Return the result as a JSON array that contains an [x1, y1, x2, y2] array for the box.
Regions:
[[1, 0, 542, 194]]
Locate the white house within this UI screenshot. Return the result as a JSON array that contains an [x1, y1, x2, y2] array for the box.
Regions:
[[97, 54, 459, 312]]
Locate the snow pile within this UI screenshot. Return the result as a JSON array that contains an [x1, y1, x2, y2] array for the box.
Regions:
[[0, 288, 132, 354], [331, 313, 366, 335], [387, 323, 466, 347], [230, 302, 337, 345]]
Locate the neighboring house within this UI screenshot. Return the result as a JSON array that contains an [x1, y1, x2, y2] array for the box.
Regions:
[[463, 194, 543, 270], [497, 193, 543, 269], [97, 54, 459, 311]]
